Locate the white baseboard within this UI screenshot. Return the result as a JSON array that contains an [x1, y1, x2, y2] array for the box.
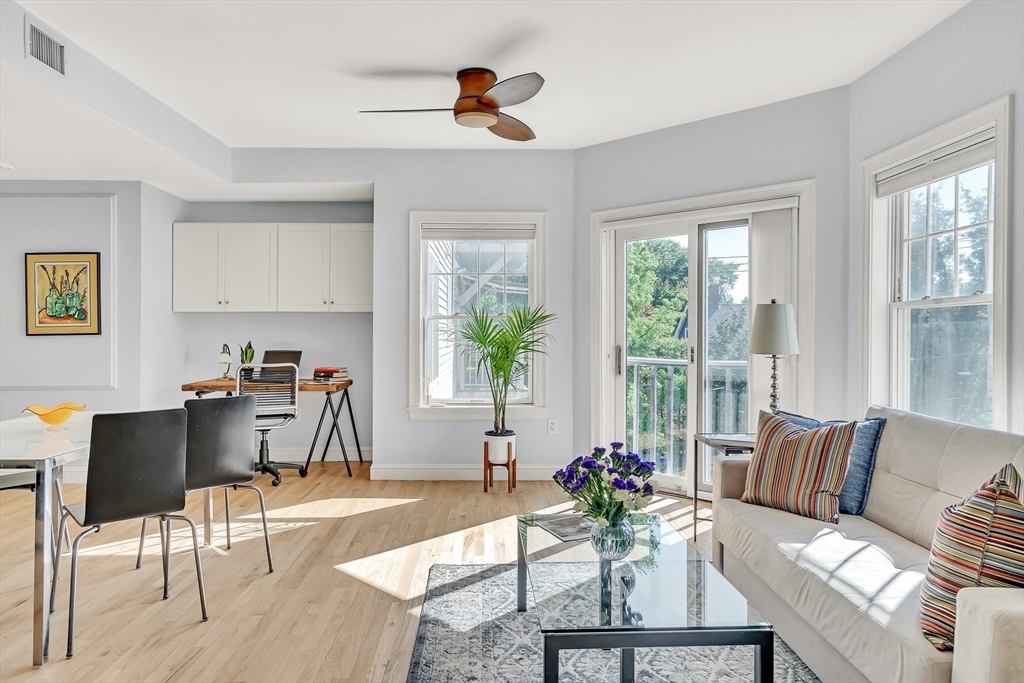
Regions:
[[58, 446, 372, 485], [369, 464, 552, 481]]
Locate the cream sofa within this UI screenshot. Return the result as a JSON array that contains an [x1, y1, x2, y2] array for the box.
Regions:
[[711, 406, 1024, 683]]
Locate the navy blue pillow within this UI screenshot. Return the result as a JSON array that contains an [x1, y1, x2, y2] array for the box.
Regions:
[[774, 411, 886, 515]]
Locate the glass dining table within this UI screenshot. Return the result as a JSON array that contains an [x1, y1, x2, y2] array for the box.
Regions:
[[0, 412, 220, 667]]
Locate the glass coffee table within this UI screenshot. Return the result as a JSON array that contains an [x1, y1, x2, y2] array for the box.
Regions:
[[517, 512, 773, 683]]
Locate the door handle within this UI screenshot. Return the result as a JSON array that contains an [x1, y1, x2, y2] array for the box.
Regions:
[[616, 345, 622, 376]]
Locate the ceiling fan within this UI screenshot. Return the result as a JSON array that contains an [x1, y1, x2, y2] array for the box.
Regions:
[[360, 68, 544, 141]]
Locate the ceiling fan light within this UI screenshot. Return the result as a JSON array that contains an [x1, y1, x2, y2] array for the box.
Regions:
[[455, 111, 499, 128]]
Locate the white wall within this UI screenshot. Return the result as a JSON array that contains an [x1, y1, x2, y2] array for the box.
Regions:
[[571, 88, 851, 453], [847, 0, 1024, 433], [0, 180, 142, 419], [231, 148, 577, 477]]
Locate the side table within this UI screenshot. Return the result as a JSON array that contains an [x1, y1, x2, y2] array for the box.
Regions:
[[692, 433, 756, 540]]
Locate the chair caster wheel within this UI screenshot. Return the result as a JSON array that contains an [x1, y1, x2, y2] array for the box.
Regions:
[[299, 468, 308, 477], [272, 478, 281, 487]]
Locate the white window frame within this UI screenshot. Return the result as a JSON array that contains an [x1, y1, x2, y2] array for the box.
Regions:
[[860, 96, 1012, 430], [408, 210, 548, 421]]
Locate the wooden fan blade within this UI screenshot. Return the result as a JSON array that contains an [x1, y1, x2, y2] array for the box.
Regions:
[[488, 113, 535, 141], [478, 72, 544, 108], [359, 108, 453, 113]]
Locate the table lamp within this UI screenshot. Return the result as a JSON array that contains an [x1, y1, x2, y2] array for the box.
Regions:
[[749, 299, 799, 413], [216, 343, 233, 379]]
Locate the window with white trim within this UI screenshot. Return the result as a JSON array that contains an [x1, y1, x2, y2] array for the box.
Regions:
[[409, 212, 547, 413]]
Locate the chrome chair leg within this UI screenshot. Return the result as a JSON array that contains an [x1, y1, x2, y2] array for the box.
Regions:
[[161, 517, 171, 600], [237, 483, 274, 573], [136, 517, 148, 569], [224, 488, 231, 549], [50, 509, 71, 613], [53, 470, 70, 553], [66, 525, 100, 658], [167, 514, 208, 621]]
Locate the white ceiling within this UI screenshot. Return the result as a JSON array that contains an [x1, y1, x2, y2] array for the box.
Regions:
[[17, 0, 968, 150], [0, 62, 373, 201]]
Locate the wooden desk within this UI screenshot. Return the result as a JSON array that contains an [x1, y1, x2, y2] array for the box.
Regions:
[[181, 376, 364, 545]]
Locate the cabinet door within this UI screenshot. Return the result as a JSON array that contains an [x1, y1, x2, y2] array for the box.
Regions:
[[224, 224, 278, 311], [278, 224, 330, 311], [173, 224, 223, 311], [330, 224, 372, 312]]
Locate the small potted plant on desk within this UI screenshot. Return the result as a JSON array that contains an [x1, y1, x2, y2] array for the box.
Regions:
[[458, 303, 555, 492], [238, 341, 255, 379]]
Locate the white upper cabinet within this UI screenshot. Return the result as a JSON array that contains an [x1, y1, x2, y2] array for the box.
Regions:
[[278, 224, 330, 312], [330, 224, 373, 312], [172, 223, 372, 313], [223, 224, 278, 311], [173, 223, 223, 312]]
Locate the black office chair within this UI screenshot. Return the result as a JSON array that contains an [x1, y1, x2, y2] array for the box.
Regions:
[[135, 395, 273, 573], [50, 409, 206, 658], [239, 361, 303, 486]]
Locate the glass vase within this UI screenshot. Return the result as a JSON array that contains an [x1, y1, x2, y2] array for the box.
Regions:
[[589, 518, 636, 560]]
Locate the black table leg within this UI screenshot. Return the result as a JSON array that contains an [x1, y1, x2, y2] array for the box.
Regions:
[[620, 648, 635, 683], [341, 389, 364, 462], [755, 631, 774, 683], [320, 393, 352, 477], [302, 396, 333, 474], [517, 521, 527, 612], [543, 636, 559, 683]]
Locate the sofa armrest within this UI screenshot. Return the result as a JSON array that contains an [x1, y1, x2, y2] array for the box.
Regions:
[[951, 587, 1024, 683], [712, 454, 751, 504]]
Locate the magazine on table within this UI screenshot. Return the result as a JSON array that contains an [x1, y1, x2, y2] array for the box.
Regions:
[[537, 515, 594, 542]]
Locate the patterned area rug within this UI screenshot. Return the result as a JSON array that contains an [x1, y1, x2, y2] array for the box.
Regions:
[[407, 563, 821, 682]]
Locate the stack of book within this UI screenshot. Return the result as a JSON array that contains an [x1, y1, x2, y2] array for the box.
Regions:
[[313, 367, 348, 381]]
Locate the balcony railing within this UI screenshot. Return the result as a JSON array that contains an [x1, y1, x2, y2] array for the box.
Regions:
[[626, 357, 748, 478]]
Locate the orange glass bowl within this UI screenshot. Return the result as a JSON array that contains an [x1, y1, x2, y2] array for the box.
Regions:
[[22, 403, 86, 432]]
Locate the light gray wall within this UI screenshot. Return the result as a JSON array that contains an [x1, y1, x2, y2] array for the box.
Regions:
[[231, 148, 577, 474], [140, 183, 189, 411], [847, 0, 1024, 432], [0, 180, 142, 419], [572, 87, 851, 453]]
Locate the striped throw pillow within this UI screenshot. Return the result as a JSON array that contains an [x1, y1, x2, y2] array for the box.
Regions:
[[920, 463, 1024, 651], [741, 411, 857, 524]]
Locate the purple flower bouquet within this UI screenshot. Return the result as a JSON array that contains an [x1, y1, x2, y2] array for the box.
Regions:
[[552, 443, 659, 528]]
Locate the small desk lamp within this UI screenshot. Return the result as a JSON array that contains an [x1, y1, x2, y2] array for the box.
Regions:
[[749, 299, 799, 413], [216, 343, 233, 379]]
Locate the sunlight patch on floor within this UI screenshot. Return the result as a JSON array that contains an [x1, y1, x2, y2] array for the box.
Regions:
[[242, 497, 423, 520]]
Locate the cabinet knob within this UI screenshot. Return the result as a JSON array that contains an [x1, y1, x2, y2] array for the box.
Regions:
[[218, 300, 222, 304], [225, 301, 229, 304], [323, 301, 327, 304], [331, 301, 335, 304]]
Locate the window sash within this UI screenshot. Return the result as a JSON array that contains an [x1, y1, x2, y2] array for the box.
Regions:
[[420, 237, 536, 405]]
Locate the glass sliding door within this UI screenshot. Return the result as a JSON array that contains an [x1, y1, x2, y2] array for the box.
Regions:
[[698, 222, 750, 491]]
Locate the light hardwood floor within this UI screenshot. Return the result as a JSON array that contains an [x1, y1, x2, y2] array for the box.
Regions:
[[0, 464, 713, 683]]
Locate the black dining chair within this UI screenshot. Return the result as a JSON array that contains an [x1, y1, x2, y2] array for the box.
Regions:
[[50, 408, 207, 658], [135, 395, 273, 575]]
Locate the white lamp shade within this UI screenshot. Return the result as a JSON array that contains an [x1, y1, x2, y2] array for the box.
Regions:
[[216, 352, 232, 364], [749, 302, 799, 356]]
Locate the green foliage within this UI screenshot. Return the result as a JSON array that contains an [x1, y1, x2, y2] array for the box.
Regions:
[[238, 341, 255, 364], [458, 304, 556, 434]]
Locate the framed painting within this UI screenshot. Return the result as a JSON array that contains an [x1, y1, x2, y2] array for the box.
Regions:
[[25, 252, 101, 335]]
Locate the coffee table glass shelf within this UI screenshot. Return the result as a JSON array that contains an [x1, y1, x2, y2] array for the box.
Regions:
[[516, 512, 774, 683]]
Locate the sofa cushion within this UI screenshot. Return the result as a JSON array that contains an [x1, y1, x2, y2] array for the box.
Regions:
[[742, 411, 857, 523], [715, 497, 952, 682], [776, 411, 886, 515], [921, 463, 1024, 651], [863, 406, 1024, 548]]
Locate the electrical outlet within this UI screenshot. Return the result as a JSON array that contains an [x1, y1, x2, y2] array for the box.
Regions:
[[547, 419, 558, 435]]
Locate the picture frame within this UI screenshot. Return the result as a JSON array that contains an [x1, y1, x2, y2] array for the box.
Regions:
[[25, 252, 101, 336]]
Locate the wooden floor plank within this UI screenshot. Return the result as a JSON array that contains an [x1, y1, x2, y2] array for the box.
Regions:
[[0, 464, 713, 682]]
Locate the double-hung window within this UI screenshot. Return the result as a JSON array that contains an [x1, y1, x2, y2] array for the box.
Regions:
[[409, 212, 547, 417], [890, 160, 995, 427], [863, 99, 1012, 431]]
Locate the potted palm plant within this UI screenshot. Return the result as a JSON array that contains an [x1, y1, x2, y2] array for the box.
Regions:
[[459, 303, 556, 464]]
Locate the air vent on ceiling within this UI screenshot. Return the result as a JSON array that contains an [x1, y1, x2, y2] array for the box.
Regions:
[[29, 24, 65, 75]]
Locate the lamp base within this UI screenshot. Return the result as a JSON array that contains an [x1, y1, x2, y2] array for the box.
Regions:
[[769, 355, 780, 413]]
